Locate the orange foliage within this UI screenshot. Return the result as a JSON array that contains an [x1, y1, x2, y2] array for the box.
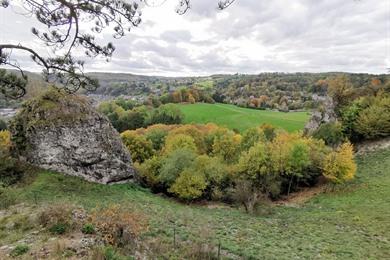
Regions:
[[91, 205, 148, 246]]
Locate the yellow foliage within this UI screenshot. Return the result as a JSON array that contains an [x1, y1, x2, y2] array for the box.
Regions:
[[323, 142, 357, 184], [168, 170, 207, 201], [169, 124, 206, 153], [164, 133, 198, 154], [188, 94, 196, 104], [121, 130, 154, 163], [212, 129, 242, 162], [0, 130, 11, 155]]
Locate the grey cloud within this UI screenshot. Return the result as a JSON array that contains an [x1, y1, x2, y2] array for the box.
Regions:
[[0, 0, 388, 76], [160, 30, 192, 42]]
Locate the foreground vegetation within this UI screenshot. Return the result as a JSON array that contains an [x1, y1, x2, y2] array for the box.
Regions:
[[120, 123, 355, 207], [177, 103, 309, 132], [1, 148, 389, 258]]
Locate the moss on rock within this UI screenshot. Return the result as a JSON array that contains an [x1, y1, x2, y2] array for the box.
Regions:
[[10, 88, 96, 154], [8, 88, 136, 183]]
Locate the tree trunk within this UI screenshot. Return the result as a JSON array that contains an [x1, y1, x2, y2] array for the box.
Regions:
[[287, 175, 293, 197]]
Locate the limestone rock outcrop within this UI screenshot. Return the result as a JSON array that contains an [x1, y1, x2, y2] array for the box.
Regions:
[[304, 97, 338, 135], [10, 89, 135, 184]]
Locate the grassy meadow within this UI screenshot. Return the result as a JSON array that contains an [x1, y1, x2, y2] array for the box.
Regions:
[[3, 148, 389, 259], [177, 103, 310, 132]]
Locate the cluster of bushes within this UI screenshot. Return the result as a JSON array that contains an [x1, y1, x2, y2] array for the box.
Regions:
[[340, 94, 390, 141], [0, 130, 27, 187], [98, 101, 184, 132], [39, 203, 147, 247], [121, 123, 356, 210], [323, 75, 390, 142]]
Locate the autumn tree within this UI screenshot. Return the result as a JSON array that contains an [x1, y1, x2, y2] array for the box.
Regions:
[[0, 130, 26, 185], [212, 129, 242, 162], [323, 142, 356, 184], [136, 156, 162, 190], [192, 155, 227, 198], [169, 124, 206, 153], [159, 148, 196, 186], [121, 130, 154, 163], [236, 142, 279, 212], [169, 169, 207, 201], [144, 127, 169, 151], [355, 95, 390, 139], [147, 104, 184, 125], [285, 140, 311, 195], [327, 75, 355, 110], [163, 133, 197, 154], [241, 127, 265, 151]]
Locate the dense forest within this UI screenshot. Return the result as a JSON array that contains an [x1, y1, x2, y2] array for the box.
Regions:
[[2, 70, 388, 112]]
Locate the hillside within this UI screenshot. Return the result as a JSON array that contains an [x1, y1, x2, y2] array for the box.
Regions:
[[2, 71, 388, 110], [178, 103, 310, 132], [1, 148, 389, 259]]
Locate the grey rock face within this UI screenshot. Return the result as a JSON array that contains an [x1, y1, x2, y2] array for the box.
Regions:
[[304, 97, 338, 135], [28, 116, 135, 184], [10, 90, 135, 184]]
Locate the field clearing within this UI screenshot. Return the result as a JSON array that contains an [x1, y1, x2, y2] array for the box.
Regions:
[[3, 148, 390, 259], [177, 103, 310, 132]]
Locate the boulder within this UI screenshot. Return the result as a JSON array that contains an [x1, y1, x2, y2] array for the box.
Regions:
[[10, 89, 135, 184]]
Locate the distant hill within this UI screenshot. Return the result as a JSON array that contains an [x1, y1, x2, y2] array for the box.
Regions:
[[1, 70, 388, 111]]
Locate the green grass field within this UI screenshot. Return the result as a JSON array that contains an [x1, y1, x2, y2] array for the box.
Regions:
[[177, 103, 310, 132], [3, 148, 390, 259]]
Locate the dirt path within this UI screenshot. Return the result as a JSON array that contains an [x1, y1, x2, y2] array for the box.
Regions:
[[355, 137, 390, 155]]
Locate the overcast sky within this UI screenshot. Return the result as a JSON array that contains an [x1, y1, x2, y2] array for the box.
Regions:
[[0, 0, 389, 76]]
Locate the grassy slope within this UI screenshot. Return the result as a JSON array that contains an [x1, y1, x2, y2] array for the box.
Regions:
[[178, 103, 310, 132], [10, 149, 390, 259]]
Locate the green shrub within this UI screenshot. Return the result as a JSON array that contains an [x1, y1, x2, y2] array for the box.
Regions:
[[0, 157, 26, 186], [340, 95, 390, 141], [241, 127, 265, 151], [136, 156, 162, 190], [159, 148, 196, 186], [39, 204, 74, 234], [147, 103, 183, 125], [355, 96, 390, 139], [91, 246, 125, 260], [103, 246, 121, 260], [313, 122, 345, 147], [49, 223, 68, 235], [145, 128, 169, 151], [285, 140, 311, 195], [81, 223, 95, 234], [340, 99, 365, 141], [10, 244, 29, 257], [0, 118, 7, 130], [0, 186, 17, 209]]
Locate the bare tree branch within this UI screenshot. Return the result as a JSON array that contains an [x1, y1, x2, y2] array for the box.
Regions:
[[0, 0, 236, 98]]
